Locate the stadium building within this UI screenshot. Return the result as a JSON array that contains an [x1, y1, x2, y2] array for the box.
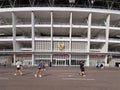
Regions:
[[0, 0, 120, 67]]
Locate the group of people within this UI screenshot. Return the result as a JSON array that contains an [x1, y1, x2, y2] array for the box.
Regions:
[[14, 60, 45, 77], [14, 60, 86, 77], [96, 62, 104, 69]]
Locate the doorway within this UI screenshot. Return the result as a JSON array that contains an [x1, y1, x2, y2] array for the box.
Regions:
[[53, 54, 69, 66], [56, 59, 66, 66], [115, 62, 120, 67]]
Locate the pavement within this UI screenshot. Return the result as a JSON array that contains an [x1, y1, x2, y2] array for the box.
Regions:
[[0, 66, 120, 90]]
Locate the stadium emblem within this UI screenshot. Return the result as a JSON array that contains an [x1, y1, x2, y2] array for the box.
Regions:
[[58, 42, 65, 50]]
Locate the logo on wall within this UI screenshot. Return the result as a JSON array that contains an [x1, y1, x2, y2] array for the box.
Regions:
[[57, 42, 65, 50]]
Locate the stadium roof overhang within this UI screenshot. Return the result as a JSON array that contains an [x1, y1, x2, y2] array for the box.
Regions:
[[0, 0, 120, 10]]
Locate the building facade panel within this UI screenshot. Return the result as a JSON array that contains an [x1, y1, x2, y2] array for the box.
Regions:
[[0, 7, 120, 67]]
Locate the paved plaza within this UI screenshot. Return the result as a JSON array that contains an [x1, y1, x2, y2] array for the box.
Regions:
[[0, 66, 120, 90]]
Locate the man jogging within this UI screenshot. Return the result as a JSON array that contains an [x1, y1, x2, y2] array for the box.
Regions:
[[79, 61, 86, 77]]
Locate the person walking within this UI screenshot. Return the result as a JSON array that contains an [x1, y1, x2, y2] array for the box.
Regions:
[[49, 61, 52, 68], [14, 60, 23, 76], [34, 61, 44, 78], [79, 60, 86, 77]]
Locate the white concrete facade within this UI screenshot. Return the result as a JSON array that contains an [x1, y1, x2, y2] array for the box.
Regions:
[[0, 7, 120, 67]]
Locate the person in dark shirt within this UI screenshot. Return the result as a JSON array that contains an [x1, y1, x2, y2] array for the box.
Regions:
[[79, 61, 86, 77], [34, 61, 44, 77], [49, 61, 52, 68]]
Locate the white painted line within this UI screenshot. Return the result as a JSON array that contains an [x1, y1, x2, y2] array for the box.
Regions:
[[62, 78, 95, 81], [0, 77, 9, 80], [58, 75, 67, 77], [58, 74, 74, 77], [68, 75, 74, 77]]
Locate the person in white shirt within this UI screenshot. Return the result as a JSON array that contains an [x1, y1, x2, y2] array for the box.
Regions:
[[14, 60, 23, 76]]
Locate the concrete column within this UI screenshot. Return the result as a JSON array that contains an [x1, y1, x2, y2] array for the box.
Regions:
[[51, 54, 53, 62], [69, 12, 72, 52], [31, 11, 35, 51], [105, 15, 110, 66], [105, 55, 108, 67], [13, 54, 16, 65], [86, 55, 90, 66], [69, 54, 71, 66], [86, 13, 92, 66], [69, 12, 72, 66], [87, 13, 92, 52], [31, 11, 35, 66], [12, 12, 16, 65], [51, 12, 53, 51], [105, 15, 110, 53]]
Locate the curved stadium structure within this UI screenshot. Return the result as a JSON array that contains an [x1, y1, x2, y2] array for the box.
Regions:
[[0, 0, 120, 67]]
